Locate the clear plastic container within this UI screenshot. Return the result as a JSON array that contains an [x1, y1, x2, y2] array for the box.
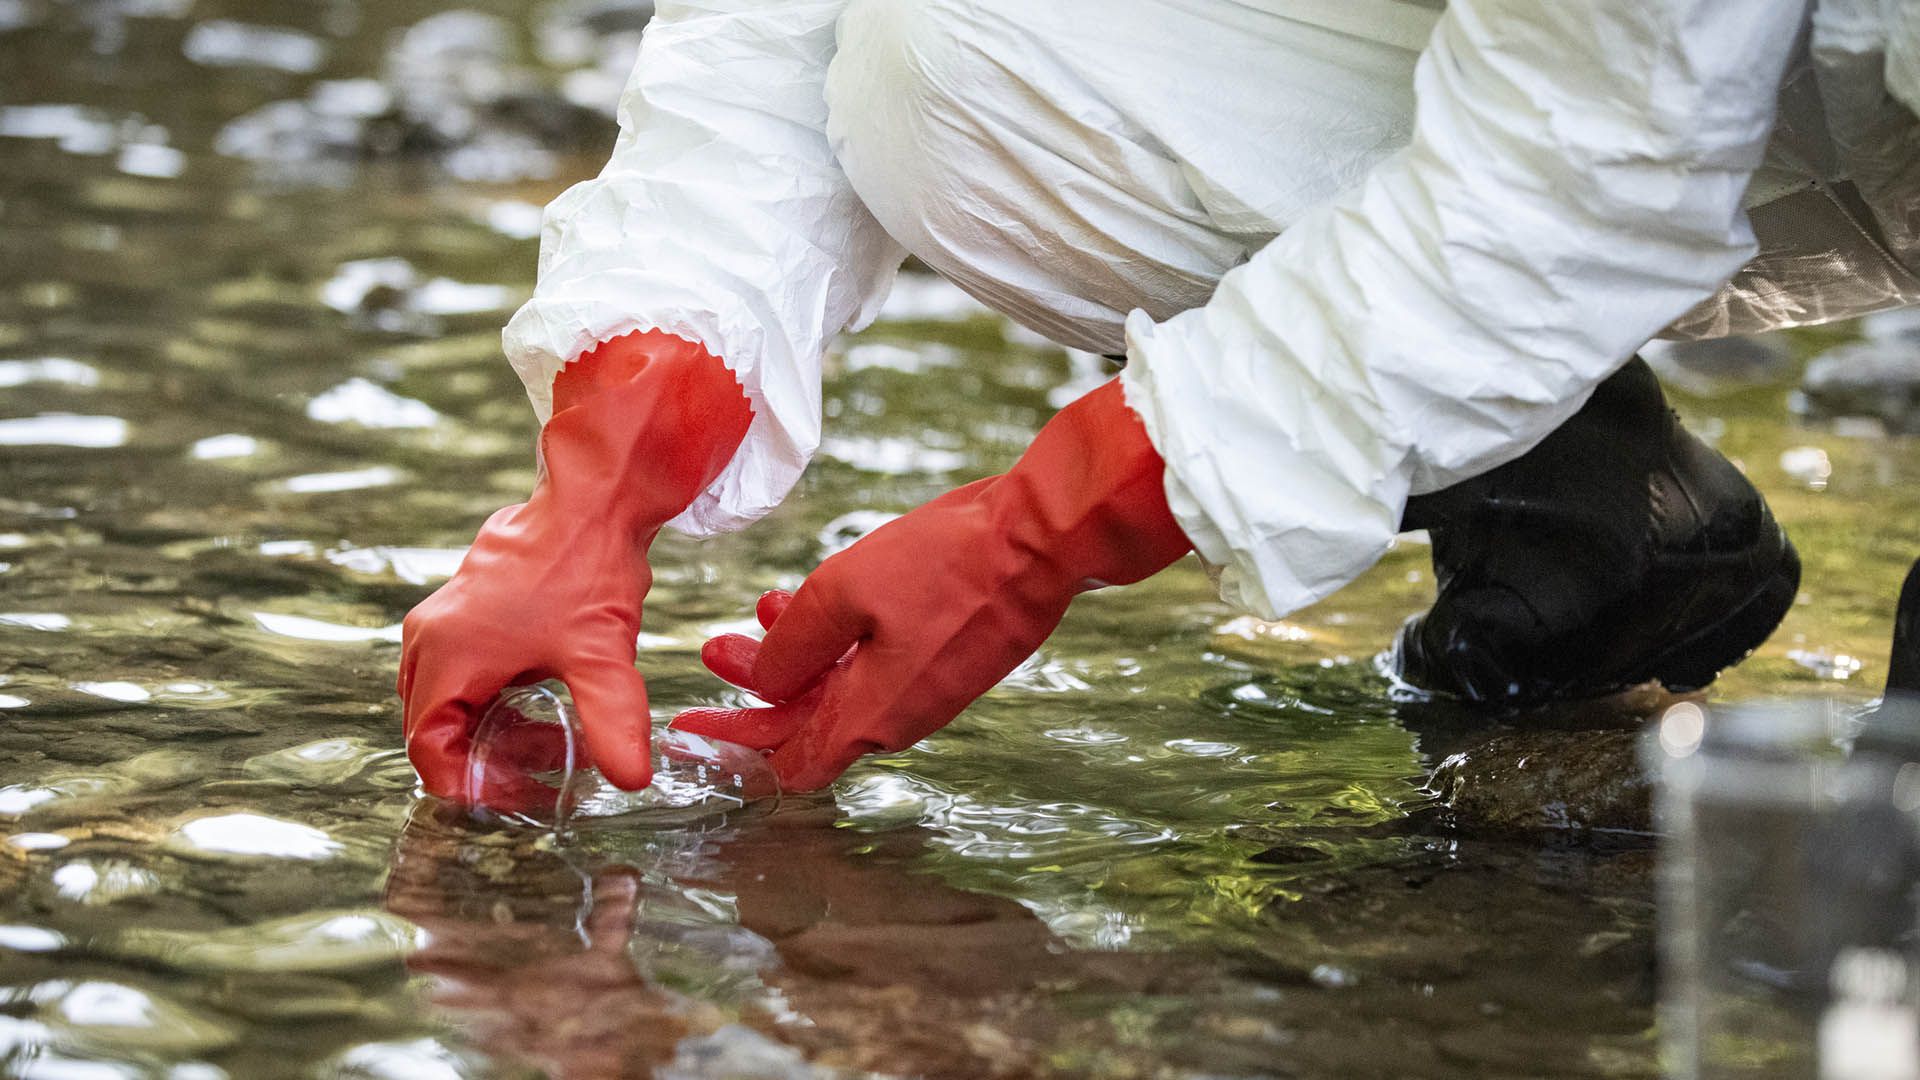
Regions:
[[466, 682, 779, 831], [1651, 697, 1920, 1080]]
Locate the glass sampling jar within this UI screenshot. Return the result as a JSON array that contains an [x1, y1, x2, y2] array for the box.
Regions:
[[466, 682, 779, 830], [1652, 697, 1920, 1080]]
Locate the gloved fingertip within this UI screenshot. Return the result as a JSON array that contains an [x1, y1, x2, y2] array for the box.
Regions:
[[597, 751, 655, 792], [569, 664, 655, 791], [700, 633, 761, 688], [595, 745, 655, 791], [756, 589, 794, 628]]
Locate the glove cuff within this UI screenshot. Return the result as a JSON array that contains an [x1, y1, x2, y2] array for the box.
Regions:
[[995, 379, 1192, 590], [535, 331, 754, 535]]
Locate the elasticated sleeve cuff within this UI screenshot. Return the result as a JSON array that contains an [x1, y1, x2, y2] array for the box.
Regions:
[[503, 0, 905, 538]]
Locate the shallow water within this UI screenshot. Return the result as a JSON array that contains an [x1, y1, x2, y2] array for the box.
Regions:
[[2, 3, 1917, 1077]]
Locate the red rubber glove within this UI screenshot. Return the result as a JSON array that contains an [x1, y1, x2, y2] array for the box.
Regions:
[[398, 331, 753, 802], [672, 378, 1190, 791]]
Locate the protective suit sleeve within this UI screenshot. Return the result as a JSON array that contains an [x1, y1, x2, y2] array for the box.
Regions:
[[502, 0, 906, 537], [1121, 0, 1809, 619]]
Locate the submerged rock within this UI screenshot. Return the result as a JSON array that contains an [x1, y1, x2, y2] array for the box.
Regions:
[[182, 19, 326, 74], [542, 0, 656, 50], [1429, 728, 1652, 837], [659, 1025, 826, 1080], [216, 6, 642, 181], [1794, 326, 1920, 435], [538, 0, 657, 117], [1642, 335, 1793, 397], [113, 909, 421, 975], [29, 978, 239, 1056], [318, 257, 516, 337]]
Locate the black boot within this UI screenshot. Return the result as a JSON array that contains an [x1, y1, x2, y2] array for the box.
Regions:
[[1853, 556, 1920, 756], [1392, 356, 1801, 705], [1889, 557, 1920, 699]]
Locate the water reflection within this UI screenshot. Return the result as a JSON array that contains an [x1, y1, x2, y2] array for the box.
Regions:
[[382, 773, 1671, 1077], [19, 977, 239, 1056], [0, 614, 71, 631], [276, 466, 407, 494], [0, 358, 101, 388], [251, 612, 403, 643], [181, 21, 327, 75], [169, 813, 343, 860], [307, 378, 442, 429], [384, 801, 1205, 1079], [385, 808, 697, 1077], [190, 433, 258, 459], [0, 104, 121, 153], [0, 926, 65, 952], [0, 414, 128, 448]]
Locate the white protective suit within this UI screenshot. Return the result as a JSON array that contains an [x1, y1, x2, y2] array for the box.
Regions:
[[503, 0, 1920, 620]]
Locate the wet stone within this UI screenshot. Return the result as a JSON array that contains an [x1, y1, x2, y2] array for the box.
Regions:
[[181, 20, 326, 74], [659, 1024, 826, 1080], [1642, 335, 1793, 396], [112, 909, 421, 975], [541, 0, 657, 51], [1794, 334, 1920, 434], [206, 971, 399, 1023], [1429, 728, 1653, 837], [538, 0, 657, 115], [1246, 842, 1333, 866], [216, 8, 634, 181], [319, 260, 516, 339], [23, 978, 241, 1057], [240, 737, 395, 787]]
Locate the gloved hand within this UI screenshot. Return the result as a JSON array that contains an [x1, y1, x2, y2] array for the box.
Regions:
[[673, 378, 1190, 790], [398, 331, 753, 802]]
